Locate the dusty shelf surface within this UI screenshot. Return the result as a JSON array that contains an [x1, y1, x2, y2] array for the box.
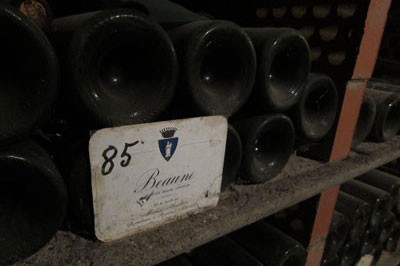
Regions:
[[17, 137, 400, 266]]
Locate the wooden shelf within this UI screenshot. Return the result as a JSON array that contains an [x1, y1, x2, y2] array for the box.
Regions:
[[17, 137, 400, 266]]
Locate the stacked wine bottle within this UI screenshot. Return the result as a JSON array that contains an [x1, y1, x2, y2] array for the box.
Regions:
[[0, 0, 340, 264], [352, 80, 400, 146], [157, 221, 307, 266], [322, 169, 400, 265]]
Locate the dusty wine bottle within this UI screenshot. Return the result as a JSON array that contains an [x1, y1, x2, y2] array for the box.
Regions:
[[83, 0, 205, 27], [290, 73, 339, 142], [379, 160, 400, 179], [356, 170, 400, 216], [385, 221, 400, 252], [265, 201, 317, 247], [339, 239, 361, 266], [230, 221, 307, 266], [335, 192, 371, 241], [221, 125, 242, 191], [0, 4, 58, 145], [232, 114, 295, 184], [188, 237, 263, 266], [377, 212, 396, 245], [323, 211, 351, 260], [78, 0, 257, 118], [352, 94, 376, 146], [50, 8, 178, 128], [244, 28, 310, 112], [340, 179, 393, 227], [371, 249, 384, 265], [365, 88, 400, 142], [321, 254, 340, 266], [52, 136, 93, 235], [168, 20, 256, 118], [360, 224, 380, 256], [0, 140, 68, 265]]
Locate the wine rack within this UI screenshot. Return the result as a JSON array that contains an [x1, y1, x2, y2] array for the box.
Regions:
[[10, 0, 399, 265]]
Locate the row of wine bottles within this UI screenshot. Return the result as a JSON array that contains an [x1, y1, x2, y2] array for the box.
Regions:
[[4, 1, 398, 152], [158, 221, 307, 266], [322, 169, 400, 265], [225, 79, 400, 188], [0, 0, 332, 145]]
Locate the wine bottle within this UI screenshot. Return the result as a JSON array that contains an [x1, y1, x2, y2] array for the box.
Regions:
[[379, 159, 400, 179], [323, 211, 351, 260], [335, 192, 371, 241], [168, 20, 256, 118], [83, 0, 206, 27], [365, 88, 400, 142], [50, 8, 178, 128], [290, 73, 339, 142], [360, 224, 380, 256], [340, 180, 393, 227], [385, 221, 400, 252], [0, 140, 68, 265], [52, 136, 93, 236], [232, 114, 295, 184], [244, 28, 310, 112], [321, 254, 340, 266], [378, 212, 396, 245], [356, 170, 400, 216], [0, 4, 58, 145], [352, 94, 376, 146], [221, 125, 242, 191], [265, 200, 317, 247], [77, 0, 257, 118], [230, 221, 307, 266], [371, 246, 384, 264], [188, 237, 263, 266], [339, 239, 361, 266]]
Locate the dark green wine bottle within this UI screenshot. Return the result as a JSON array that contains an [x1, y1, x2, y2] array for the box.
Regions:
[[0, 140, 67, 265], [230, 221, 307, 266], [189, 237, 263, 266]]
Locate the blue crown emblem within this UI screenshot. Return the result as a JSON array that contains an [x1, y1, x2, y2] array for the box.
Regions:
[[158, 127, 178, 161]]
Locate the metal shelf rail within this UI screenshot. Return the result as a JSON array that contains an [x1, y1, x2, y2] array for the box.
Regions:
[[306, 0, 392, 264]]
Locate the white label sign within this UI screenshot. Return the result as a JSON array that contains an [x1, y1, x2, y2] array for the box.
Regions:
[[89, 116, 227, 241]]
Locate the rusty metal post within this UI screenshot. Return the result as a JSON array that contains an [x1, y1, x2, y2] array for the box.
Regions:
[[306, 0, 392, 265]]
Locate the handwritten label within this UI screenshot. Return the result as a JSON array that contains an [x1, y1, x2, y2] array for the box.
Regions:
[[89, 116, 227, 241]]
